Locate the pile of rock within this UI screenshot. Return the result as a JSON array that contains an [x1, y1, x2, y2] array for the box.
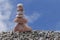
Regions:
[[0, 30, 60, 40]]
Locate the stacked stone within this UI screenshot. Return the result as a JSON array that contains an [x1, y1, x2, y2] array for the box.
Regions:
[[0, 30, 60, 40], [14, 3, 32, 32], [14, 4, 25, 23]]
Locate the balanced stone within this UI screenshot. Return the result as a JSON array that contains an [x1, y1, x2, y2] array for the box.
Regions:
[[14, 3, 32, 32]]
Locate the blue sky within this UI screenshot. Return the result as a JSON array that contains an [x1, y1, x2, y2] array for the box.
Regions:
[[0, 0, 60, 32]]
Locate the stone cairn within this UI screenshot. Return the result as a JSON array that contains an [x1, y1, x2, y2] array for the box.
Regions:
[[14, 3, 32, 32]]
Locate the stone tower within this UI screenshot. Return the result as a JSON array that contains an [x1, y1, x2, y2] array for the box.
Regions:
[[14, 3, 32, 32]]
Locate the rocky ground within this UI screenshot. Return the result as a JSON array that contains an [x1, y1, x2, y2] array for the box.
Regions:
[[0, 30, 60, 40]]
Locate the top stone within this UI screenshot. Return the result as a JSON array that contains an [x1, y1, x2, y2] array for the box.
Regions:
[[17, 3, 23, 7]]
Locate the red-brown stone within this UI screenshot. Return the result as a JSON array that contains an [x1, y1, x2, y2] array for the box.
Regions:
[[14, 3, 32, 32]]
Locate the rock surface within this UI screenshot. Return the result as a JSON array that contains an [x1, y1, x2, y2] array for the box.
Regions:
[[0, 30, 60, 40]]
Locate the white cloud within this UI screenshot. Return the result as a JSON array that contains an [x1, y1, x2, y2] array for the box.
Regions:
[[0, 0, 13, 32], [0, 1, 12, 20], [25, 12, 40, 23], [0, 0, 6, 3], [6, 21, 16, 31], [0, 21, 7, 32]]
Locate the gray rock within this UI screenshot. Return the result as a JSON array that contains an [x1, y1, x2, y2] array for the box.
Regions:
[[0, 30, 60, 40]]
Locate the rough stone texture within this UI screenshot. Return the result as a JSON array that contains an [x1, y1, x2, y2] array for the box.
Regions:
[[14, 4, 32, 32], [0, 30, 60, 40]]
